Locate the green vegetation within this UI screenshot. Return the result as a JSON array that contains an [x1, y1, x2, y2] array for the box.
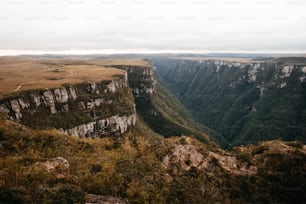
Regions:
[[124, 65, 216, 145], [155, 58, 306, 146], [0, 119, 305, 203], [142, 79, 225, 146], [1, 82, 135, 130], [0, 57, 305, 203]]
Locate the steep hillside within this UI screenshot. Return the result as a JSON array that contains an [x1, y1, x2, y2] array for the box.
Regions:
[[149, 80, 225, 146], [0, 57, 217, 145], [0, 119, 305, 203], [100, 63, 218, 145], [154, 57, 306, 146]]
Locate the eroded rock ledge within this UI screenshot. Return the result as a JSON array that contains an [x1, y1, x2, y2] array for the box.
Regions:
[[0, 73, 136, 137], [62, 114, 136, 137]]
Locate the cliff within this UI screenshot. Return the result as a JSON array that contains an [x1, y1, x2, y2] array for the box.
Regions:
[[105, 64, 156, 98], [0, 57, 215, 144], [0, 74, 136, 138], [107, 64, 214, 144], [154, 57, 306, 146]]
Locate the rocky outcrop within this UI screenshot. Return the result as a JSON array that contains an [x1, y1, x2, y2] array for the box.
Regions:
[[0, 62, 160, 139], [40, 157, 70, 172], [107, 64, 156, 98], [3, 86, 79, 119], [0, 74, 136, 138], [163, 142, 257, 176], [63, 114, 136, 137], [9, 99, 23, 119]]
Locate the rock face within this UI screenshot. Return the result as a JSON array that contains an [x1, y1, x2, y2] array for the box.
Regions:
[[107, 64, 156, 98], [0, 62, 177, 140], [3, 86, 78, 119], [163, 140, 257, 176], [63, 114, 136, 137], [0, 74, 136, 138], [41, 157, 70, 172], [154, 57, 306, 146]]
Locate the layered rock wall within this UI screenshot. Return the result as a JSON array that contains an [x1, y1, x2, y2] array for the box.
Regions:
[[0, 74, 136, 138]]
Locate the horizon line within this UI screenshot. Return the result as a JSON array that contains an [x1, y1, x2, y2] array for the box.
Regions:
[[1, 49, 306, 56]]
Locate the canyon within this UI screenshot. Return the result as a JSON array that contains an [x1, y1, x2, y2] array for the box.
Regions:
[[0, 56, 305, 203], [153, 57, 306, 146]]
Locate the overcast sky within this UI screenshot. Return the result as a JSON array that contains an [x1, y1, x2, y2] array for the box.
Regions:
[[0, 0, 306, 54]]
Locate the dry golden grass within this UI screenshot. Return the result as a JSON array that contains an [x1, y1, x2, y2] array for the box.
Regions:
[[0, 57, 148, 98], [88, 58, 150, 67]]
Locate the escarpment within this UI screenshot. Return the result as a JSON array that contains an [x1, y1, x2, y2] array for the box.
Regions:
[[0, 58, 194, 142], [0, 58, 214, 144], [108, 64, 213, 144], [0, 73, 136, 137], [105, 64, 156, 98], [154, 57, 306, 146]]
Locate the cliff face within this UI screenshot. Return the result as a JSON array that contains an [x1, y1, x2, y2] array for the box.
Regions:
[[0, 61, 214, 144], [108, 64, 215, 144], [154, 58, 306, 146], [107, 64, 156, 98], [0, 74, 136, 137]]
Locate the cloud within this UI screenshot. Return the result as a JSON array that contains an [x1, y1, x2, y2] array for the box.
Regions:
[[0, 0, 305, 52]]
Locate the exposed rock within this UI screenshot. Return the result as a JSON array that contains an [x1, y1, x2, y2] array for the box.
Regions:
[[94, 98, 105, 106], [145, 87, 154, 94], [18, 98, 30, 109], [54, 87, 69, 103], [86, 98, 113, 109], [87, 82, 97, 94], [42, 90, 57, 113], [0, 68, 144, 138], [248, 65, 258, 82], [280, 82, 287, 88], [133, 88, 140, 95], [68, 86, 77, 100], [162, 155, 170, 168], [107, 78, 127, 93], [1, 77, 130, 119], [63, 114, 137, 137], [300, 67, 306, 82], [119, 65, 156, 98], [87, 101, 94, 109], [170, 144, 204, 171], [164, 143, 257, 175], [256, 83, 265, 97], [10, 100, 22, 119], [233, 62, 241, 67], [208, 151, 257, 175], [280, 65, 294, 78], [107, 80, 117, 93], [41, 157, 69, 172], [31, 94, 41, 106]]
